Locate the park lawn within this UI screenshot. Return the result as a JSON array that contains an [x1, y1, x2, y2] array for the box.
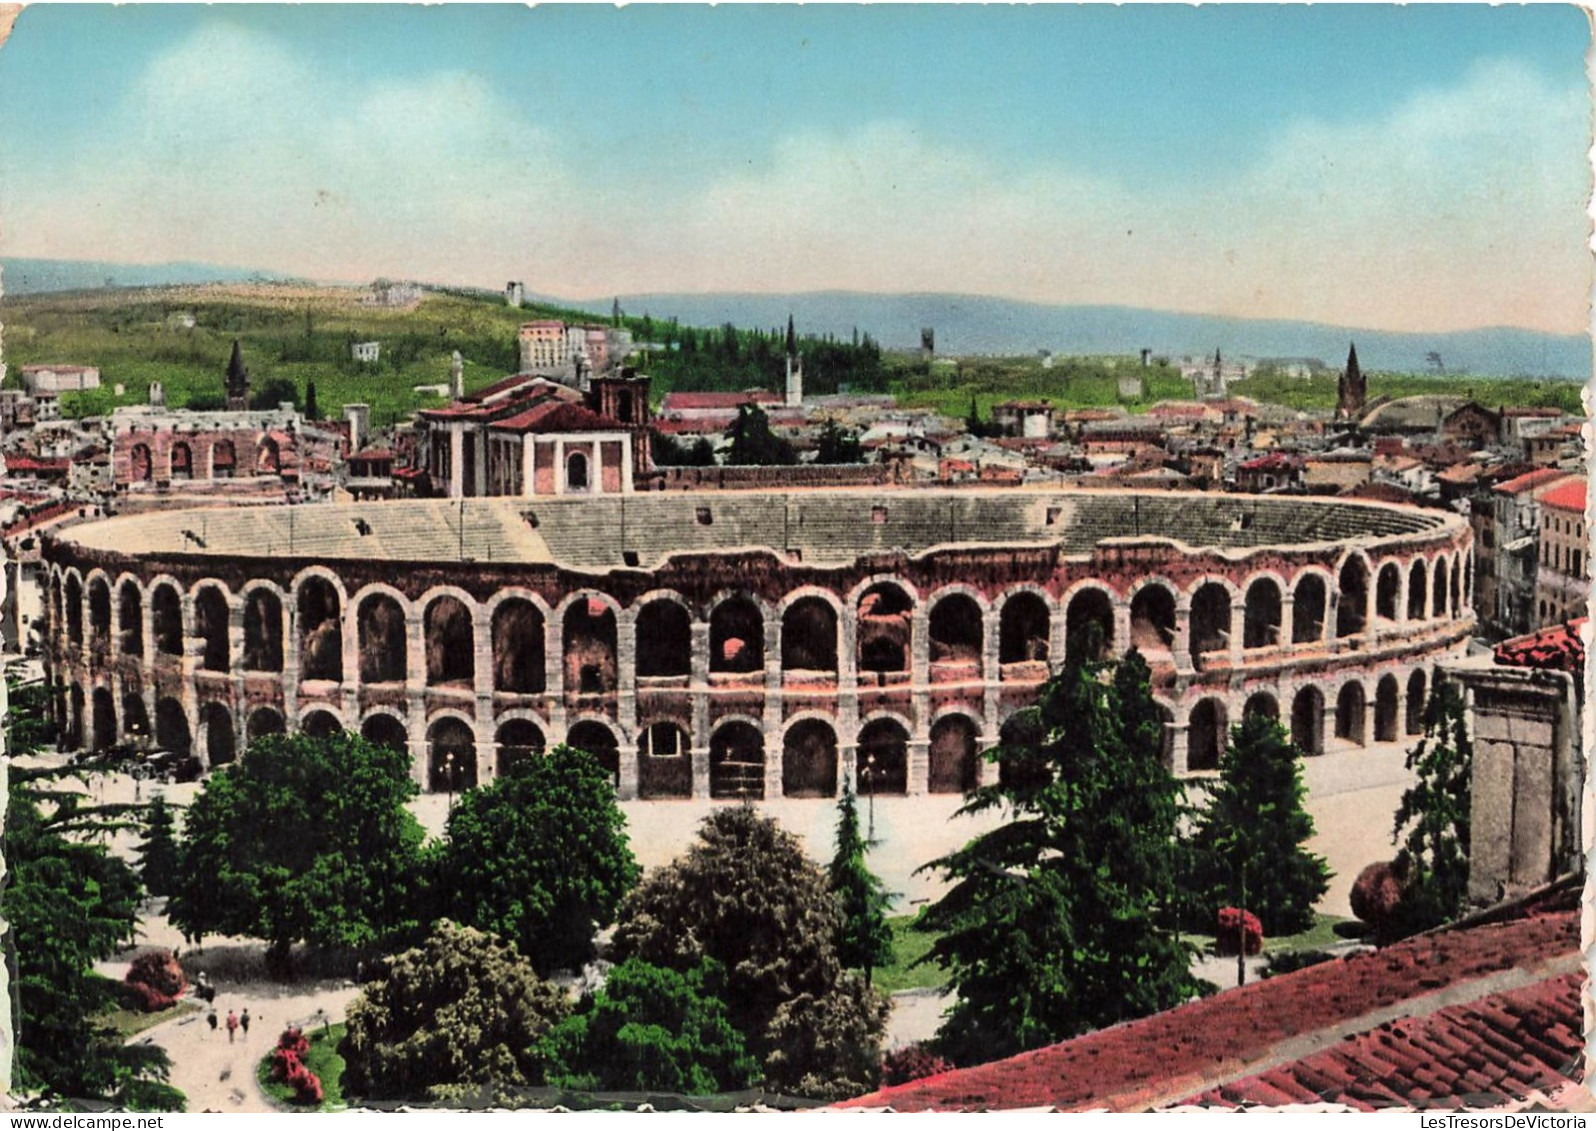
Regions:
[[101, 991, 201, 1039], [1184, 913, 1355, 958], [257, 1022, 347, 1113], [870, 915, 948, 995]]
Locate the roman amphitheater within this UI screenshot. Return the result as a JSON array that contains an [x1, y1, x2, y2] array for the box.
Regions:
[[41, 489, 1474, 804]]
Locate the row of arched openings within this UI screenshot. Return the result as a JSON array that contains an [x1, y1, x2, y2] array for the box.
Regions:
[[127, 437, 279, 483]]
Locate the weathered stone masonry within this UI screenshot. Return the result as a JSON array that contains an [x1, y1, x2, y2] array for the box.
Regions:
[[41, 491, 1475, 799]]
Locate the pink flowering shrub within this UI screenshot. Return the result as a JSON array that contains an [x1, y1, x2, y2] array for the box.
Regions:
[[1214, 907, 1264, 956]]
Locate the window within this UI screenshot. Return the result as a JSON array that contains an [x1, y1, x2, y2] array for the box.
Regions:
[[566, 451, 589, 492], [696, 507, 712, 525]]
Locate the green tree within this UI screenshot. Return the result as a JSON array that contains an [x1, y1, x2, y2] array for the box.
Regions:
[[815, 419, 865, 464], [5, 682, 182, 1110], [167, 732, 427, 974], [438, 746, 639, 975], [250, 376, 300, 411], [1184, 714, 1331, 936], [134, 792, 182, 900], [611, 807, 888, 1100], [304, 379, 321, 420], [918, 649, 1199, 1066], [538, 958, 759, 1095], [1388, 678, 1473, 937], [340, 921, 569, 1101], [725, 404, 796, 466], [828, 785, 893, 984]]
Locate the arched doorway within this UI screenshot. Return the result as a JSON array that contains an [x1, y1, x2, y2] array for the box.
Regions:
[[358, 593, 407, 683], [427, 717, 477, 793], [637, 721, 691, 799], [709, 721, 765, 800], [301, 710, 343, 740], [563, 599, 617, 696], [425, 595, 474, 687], [1189, 582, 1232, 668], [635, 600, 691, 679], [927, 593, 982, 678], [1065, 587, 1115, 660], [566, 719, 620, 787], [857, 583, 913, 676], [1243, 578, 1282, 650], [998, 591, 1051, 671], [1242, 691, 1279, 723], [1130, 584, 1176, 655], [1292, 574, 1328, 644], [360, 712, 407, 754], [1291, 686, 1324, 755], [118, 580, 144, 656], [1186, 698, 1226, 772], [928, 714, 979, 794], [493, 599, 546, 693], [243, 589, 284, 671], [1335, 682, 1367, 747], [297, 577, 344, 682], [201, 702, 236, 766], [782, 719, 838, 798], [91, 687, 116, 751], [857, 718, 909, 796], [496, 719, 547, 778], [781, 598, 838, 674], [1336, 558, 1369, 638], [1406, 670, 1428, 735], [155, 697, 190, 757], [1374, 674, 1400, 742], [248, 707, 287, 743], [709, 597, 764, 675], [194, 586, 230, 672]]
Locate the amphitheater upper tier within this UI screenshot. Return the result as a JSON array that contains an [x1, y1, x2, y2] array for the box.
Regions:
[[43, 490, 1474, 799]]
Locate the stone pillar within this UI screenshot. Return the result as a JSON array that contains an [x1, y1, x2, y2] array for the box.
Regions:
[[981, 607, 1002, 739], [1113, 600, 1132, 659], [229, 599, 247, 711], [1227, 598, 1244, 668], [616, 607, 638, 801], [690, 620, 711, 800], [1173, 606, 1193, 673], [838, 604, 860, 797], [545, 612, 566, 734], [1280, 594, 1295, 654], [907, 737, 930, 797], [1446, 660, 1580, 905], [522, 433, 536, 498], [763, 615, 784, 800], [472, 608, 494, 780], [179, 592, 201, 741], [1169, 721, 1190, 776], [340, 600, 359, 722], [406, 708, 429, 791], [448, 427, 464, 499]]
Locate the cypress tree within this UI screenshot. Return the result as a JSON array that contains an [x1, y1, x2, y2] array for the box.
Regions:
[[828, 785, 893, 984]]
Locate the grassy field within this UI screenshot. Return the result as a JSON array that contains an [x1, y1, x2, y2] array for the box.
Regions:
[[872, 915, 948, 995], [1183, 913, 1357, 957], [257, 1021, 347, 1112], [100, 989, 202, 1039]]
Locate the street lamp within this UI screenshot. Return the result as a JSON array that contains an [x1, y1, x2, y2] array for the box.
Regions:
[[860, 752, 879, 841]]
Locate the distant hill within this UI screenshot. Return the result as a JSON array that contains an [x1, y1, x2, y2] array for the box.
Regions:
[[600, 291, 1591, 380], [1, 258, 275, 296]]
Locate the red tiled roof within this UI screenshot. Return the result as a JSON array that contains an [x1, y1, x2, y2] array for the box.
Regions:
[[836, 908, 1578, 1112], [1493, 468, 1571, 498], [1494, 619, 1586, 674], [1240, 453, 1300, 471], [659, 391, 781, 412], [5, 456, 71, 473], [1182, 971, 1584, 1111], [350, 448, 393, 461], [1538, 479, 1586, 514], [487, 401, 623, 434]]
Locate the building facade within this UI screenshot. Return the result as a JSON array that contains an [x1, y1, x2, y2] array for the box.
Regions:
[[1535, 478, 1587, 627]]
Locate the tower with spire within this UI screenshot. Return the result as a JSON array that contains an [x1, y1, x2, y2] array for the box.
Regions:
[[784, 313, 803, 408], [224, 339, 251, 411], [1336, 342, 1365, 420]]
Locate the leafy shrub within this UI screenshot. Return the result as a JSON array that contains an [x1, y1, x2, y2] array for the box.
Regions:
[[1213, 908, 1264, 957], [881, 1044, 952, 1086], [124, 950, 187, 1012]]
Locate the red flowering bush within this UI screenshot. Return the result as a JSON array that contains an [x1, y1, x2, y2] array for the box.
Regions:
[[1214, 907, 1264, 957], [881, 1043, 953, 1086], [271, 1027, 323, 1105], [124, 950, 188, 1012]]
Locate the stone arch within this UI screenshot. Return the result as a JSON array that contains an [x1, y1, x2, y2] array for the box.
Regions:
[[426, 715, 477, 793], [1291, 571, 1329, 643], [170, 441, 193, 480], [193, 585, 230, 672], [424, 592, 475, 688], [64, 572, 83, 645], [1335, 681, 1367, 746], [927, 589, 984, 676], [998, 589, 1051, 669], [1406, 669, 1428, 735], [91, 687, 116, 751], [781, 594, 839, 673], [357, 590, 408, 684], [1063, 583, 1115, 660], [709, 595, 764, 674], [201, 701, 236, 767], [1449, 554, 1461, 617], [150, 581, 183, 656], [65, 684, 84, 749], [637, 720, 691, 799], [130, 443, 154, 482], [86, 575, 111, 647], [1375, 562, 1401, 621], [1335, 554, 1371, 638], [565, 718, 620, 787], [1242, 691, 1279, 722], [1243, 575, 1284, 649], [489, 596, 546, 693], [709, 719, 765, 800], [1374, 673, 1400, 743], [1189, 580, 1234, 664], [301, 709, 344, 740], [1129, 580, 1177, 655], [1291, 686, 1324, 755], [929, 712, 980, 794], [1186, 697, 1226, 772], [566, 449, 590, 492], [247, 707, 286, 743], [122, 692, 150, 744], [1463, 553, 1473, 611], [857, 716, 909, 796], [295, 572, 344, 682], [359, 711, 407, 754], [118, 578, 144, 656], [1432, 557, 1449, 620], [563, 596, 618, 695], [242, 585, 284, 672], [211, 439, 237, 479], [634, 596, 691, 679], [782, 717, 838, 798], [154, 696, 190, 756], [496, 718, 547, 778], [856, 580, 914, 675], [1408, 558, 1429, 620], [256, 435, 281, 474]]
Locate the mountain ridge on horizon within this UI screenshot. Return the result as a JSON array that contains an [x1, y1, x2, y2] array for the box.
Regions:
[[3, 258, 1586, 379]]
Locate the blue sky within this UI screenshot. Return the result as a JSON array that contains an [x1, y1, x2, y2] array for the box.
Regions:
[[0, 5, 1588, 334]]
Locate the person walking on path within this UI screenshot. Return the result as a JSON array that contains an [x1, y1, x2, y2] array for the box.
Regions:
[[207, 1009, 218, 1035], [240, 1008, 251, 1038], [225, 1010, 238, 1044]]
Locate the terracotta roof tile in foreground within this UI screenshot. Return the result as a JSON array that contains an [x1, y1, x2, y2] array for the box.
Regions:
[[835, 908, 1578, 1112]]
